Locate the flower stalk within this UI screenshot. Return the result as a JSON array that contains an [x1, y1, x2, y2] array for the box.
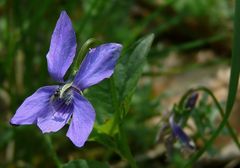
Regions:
[[71, 38, 98, 76]]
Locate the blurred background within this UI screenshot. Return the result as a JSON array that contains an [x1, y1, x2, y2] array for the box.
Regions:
[[0, 0, 239, 167]]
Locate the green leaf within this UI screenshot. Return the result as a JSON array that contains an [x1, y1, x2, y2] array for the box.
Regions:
[[115, 34, 155, 105], [89, 129, 119, 153], [63, 159, 109, 168], [225, 0, 240, 116], [86, 34, 154, 124], [85, 79, 114, 124]]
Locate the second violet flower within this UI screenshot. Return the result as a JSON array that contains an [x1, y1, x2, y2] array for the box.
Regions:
[[10, 11, 122, 147]]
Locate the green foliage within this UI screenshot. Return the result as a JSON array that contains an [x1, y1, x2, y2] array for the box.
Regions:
[[115, 34, 154, 107]]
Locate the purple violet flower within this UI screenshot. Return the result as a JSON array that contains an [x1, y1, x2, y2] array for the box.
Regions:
[[169, 115, 195, 149], [10, 11, 122, 147]]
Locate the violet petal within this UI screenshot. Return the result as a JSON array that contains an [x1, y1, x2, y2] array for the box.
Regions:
[[66, 92, 95, 147], [10, 86, 57, 125], [73, 43, 122, 90], [169, 115, 194, 149], [46, 11, 77, 82], [37, 98, 73, 133]]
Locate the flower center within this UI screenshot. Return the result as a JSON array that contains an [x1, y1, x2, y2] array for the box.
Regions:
[[51, 83, 74, 113]]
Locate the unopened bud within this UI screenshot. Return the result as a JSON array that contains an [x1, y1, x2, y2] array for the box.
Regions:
[[185, 92, 198, 111]]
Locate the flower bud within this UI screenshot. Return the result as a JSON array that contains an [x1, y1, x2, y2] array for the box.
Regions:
[[185, 92, 198, 111]]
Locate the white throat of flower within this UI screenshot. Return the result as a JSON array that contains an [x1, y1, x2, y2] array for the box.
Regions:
[[59, 82, 73, 98]]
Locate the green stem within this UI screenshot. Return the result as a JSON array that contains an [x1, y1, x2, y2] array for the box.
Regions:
[[198, 87, 240, 150], [118, 126, 138, 168], [44, 135, 62, 168], [109, 78, 120, 135], [180, 87, 240, 148], [109, 78, 137, 168], [70, 38, 98, 76], [184, 115, 230, 167]]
